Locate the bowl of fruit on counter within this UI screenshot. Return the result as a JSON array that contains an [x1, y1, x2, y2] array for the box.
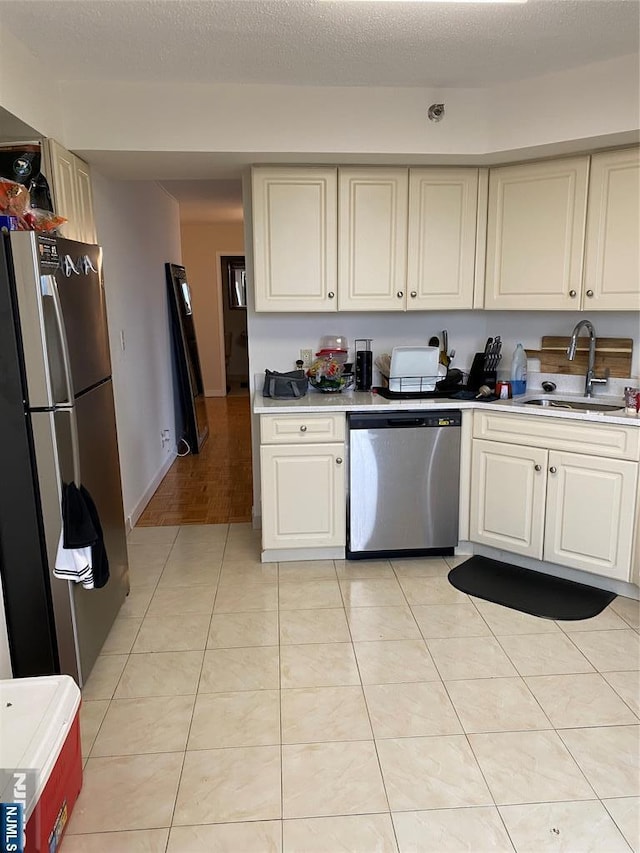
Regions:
[[307, 356, 354, 393]]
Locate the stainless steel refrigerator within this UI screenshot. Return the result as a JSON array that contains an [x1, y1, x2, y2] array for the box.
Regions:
[[0, 231, 129, 685]]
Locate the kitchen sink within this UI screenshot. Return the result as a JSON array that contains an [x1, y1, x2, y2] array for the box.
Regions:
[[523, 398, 624, 412]]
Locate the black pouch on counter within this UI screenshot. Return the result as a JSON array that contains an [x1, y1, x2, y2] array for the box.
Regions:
[[262, 369, 308, 399]]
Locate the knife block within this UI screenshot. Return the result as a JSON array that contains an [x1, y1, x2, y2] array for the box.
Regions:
[[468, 352, 496, 391]]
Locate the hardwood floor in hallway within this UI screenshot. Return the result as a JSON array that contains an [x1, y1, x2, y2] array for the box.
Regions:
[[137, 395, 252, 526]]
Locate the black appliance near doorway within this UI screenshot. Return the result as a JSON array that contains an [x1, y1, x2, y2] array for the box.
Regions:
[[166, 263, 208, 453]]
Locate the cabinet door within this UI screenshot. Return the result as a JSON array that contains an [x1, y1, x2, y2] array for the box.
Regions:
[[74, 157, 97, 244], [544, 451, 638, 581], [252, 167, 337, 312], [407, 168, 478, 310], [338, 167, 408, 311], [47, 139, 79, 240], [485, 157, 589, 310], [583, 148, 640, 311], [260, 443, 345, 549], [470, 439, 547, 559]]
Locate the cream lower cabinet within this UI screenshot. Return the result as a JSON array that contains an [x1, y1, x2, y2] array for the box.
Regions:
[[470, 439, 547, 559], [470, 412, 640, 582], [260, 413, 345, 551]]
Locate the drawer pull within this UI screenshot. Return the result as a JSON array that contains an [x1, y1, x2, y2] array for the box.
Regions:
[[586, 289, 594, 298], [569, 290, 577, 298], [300, 425, 307, 432], [397, 291, 404, 298], [549, 466, 557, 474], [328, 291, 335, 299], [336, 457, 343, 465], [534, 464, 541, 472], [410, 291, 417, 298]]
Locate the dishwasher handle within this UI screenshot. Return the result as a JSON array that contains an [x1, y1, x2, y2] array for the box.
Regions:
[[388, 417, 427, 427]]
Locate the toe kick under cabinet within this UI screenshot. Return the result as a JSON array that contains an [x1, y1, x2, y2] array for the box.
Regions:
[[469, 411, 640, 582], [260, 413, 346, 555]]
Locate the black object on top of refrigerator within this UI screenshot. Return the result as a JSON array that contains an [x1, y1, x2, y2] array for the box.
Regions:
[[165, 263, 208, 453], [0, 231, 129, 685]]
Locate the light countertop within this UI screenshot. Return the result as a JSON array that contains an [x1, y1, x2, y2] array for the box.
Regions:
[[254, 388, 640, 427]]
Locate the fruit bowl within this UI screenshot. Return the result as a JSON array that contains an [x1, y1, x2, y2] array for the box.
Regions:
[[307, 357, 354, 393]]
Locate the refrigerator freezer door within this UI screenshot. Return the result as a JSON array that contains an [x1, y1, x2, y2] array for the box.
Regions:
[[56, 239, 112, 396]]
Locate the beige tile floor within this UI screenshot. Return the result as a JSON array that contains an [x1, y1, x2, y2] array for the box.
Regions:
[[66, 523, 640, 853]]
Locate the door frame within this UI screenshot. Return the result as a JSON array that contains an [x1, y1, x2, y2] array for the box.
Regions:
[[214, 249, 244, 396]]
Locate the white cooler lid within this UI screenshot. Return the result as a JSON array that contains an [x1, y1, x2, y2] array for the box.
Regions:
[[0, 676, 81, 820]]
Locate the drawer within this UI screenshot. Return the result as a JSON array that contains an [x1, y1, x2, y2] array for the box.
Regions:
[[261, 413, 346, 444], [474, 411, 640, 461]]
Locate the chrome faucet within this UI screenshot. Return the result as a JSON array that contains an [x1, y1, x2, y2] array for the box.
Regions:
[[566, 319, 608, 397]]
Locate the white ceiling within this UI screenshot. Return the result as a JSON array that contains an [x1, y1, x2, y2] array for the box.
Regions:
[[1, 0, 638, 89], [2, 0, 637, 219]]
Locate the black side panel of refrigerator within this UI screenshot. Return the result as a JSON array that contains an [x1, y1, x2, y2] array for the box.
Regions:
[[0, 234, 58, 676]]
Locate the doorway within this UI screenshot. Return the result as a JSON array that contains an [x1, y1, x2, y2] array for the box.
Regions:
[[220, 255, 249, 395]]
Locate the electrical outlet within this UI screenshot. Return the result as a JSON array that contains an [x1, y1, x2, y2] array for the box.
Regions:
[[300, 349, 313, 368], [161, 429, 171, 448]]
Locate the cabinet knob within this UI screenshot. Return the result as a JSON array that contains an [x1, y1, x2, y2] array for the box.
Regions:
[[410, 291, 417, 298], [328, 291, 335, 299], [586, 289, 594, 297], [534, 464, 541, 472], [299, 425, 307, 432], [569, 290, 577, 298], [397, 291, 404, 298], [549, 466, 557, 474], [336, 457, 343, 465]]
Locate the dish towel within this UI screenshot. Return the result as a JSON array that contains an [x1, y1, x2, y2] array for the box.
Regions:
[[53, 482, 110, 589]]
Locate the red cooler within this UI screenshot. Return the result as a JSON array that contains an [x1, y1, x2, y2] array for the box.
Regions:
[[0, 676, 82, 853]]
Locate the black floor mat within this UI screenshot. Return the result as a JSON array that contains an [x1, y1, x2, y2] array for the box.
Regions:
[[448, 555, 616, 621]]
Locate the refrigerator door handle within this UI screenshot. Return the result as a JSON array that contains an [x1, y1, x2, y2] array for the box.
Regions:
[[45, 273, 75, 408], [55, 406, 82, 488]]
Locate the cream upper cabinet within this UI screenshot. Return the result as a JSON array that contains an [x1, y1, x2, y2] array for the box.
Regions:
[[45, 138, 97, 243], [252, 167, 338, 312], [544, 451, 638, 581], [74, 159, 97, 244], [338, 167, 408, 311], [470, 439, 547, 559], [407, 168, 479, 310], [484, 156, 589, 310], [583, 147, 640, 311]]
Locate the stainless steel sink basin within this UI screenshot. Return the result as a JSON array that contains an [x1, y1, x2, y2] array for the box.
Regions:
[[523, 398, 624, 412]]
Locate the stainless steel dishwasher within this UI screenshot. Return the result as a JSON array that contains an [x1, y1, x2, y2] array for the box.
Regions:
[[347, 410, 461, 558]]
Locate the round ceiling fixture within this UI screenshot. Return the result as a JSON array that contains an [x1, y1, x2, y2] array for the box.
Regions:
[[427, 103, 445, 122]]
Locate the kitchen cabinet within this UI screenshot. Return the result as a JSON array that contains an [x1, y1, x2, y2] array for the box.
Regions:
[[44, 139, 97, 243], [583, 147, 640, 311], [337, 167, 408, 311], [260, 413, 345, 553], [407, 168, 480, 310], [252, 167, 338, 312], [470, 412, 640, 582], [484, 156, 589, 310]]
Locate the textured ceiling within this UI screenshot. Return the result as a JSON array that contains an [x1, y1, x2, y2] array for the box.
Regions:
[[0, 0, 638, 89], [160, 178, 244, 221]]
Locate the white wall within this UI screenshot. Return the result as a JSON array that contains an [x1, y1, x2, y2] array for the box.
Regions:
[[0, 573, 12, 678], [58, 54, 638, 162], [91, 175, 182, 527]]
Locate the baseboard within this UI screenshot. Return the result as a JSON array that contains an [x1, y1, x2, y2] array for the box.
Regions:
[[262, 546, 345, 563], [127, 450, 177, 530]]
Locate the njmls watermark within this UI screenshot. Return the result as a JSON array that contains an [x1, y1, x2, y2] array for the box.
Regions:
[[1, 769, 36, 853]]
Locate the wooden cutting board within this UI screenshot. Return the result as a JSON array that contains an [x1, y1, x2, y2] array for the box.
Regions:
[[527, 336, 633, 378]]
